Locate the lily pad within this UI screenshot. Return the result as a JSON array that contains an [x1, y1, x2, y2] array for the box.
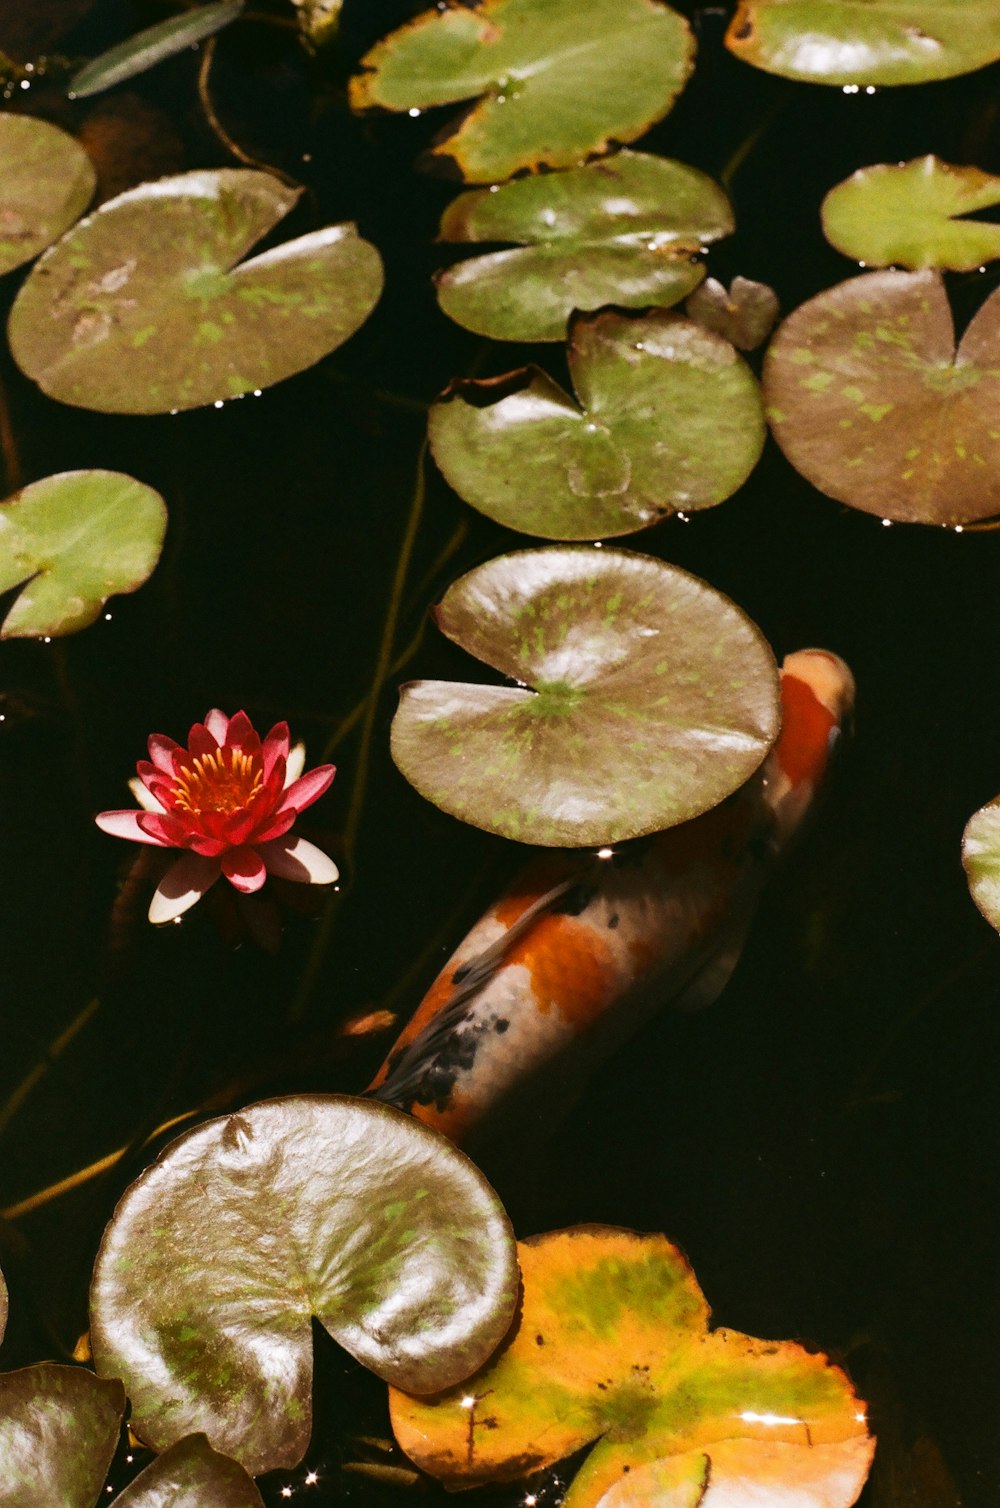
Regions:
[[8, 168, 384, 414], [0, 114, 95, 276], [685, 274, 780, 351], [0, 1364, 124, 1508], [391, 1227, 875, 1507], [822, 156, 1000, 272], [0, 470, 167, 638], [390, 547, 780, 847], [114, 1434, 264, 1508], [435, 152, 733, 343], [68, 0, 246, 100], [349, 0, 695, 185], [962, 796, 1000, 932], [764, 269, 1000, 525], [725, 0, 1000, 86], [429, 309, 765, 539], [90, 1095, 518, 1475]]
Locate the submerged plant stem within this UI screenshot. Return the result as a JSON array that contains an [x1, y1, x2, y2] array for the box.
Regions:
[[0, 997, 100, 1141], [197, 35, 301, 189]]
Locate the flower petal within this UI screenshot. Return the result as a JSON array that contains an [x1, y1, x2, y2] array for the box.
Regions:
[[221, 846, 267, 893], [187, 722, 219, 759], [96, 809, 169, 845], [259, 835, 339, 885], [284, 742, 306, 786], [204, 708, 230, 744], [251, 807, 298, 844], [128, 777, 166, 814], [225, 711, 257, 751], [137, 811, 190, 848], [149, 853, 221, 924], [147, 734, 182, 774], [262, 721, 291, 779], [278, 765, 336, 816]]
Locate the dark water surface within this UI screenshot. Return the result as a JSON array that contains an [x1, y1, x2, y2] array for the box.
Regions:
[[1, 2, 999, 1503]]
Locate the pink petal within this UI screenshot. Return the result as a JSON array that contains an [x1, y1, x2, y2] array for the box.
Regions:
[[204, 708, 230, 743], [259, 835, 338, 885], [284, 742, 306, 786], [277, 765, 336, 816], [251, 807, 298, 844], [128, 776, 166, 814], [225, 711, 257, 750], [262, 721, 290, 779], [186, 722, 219, 759], [221, 846, 267, 893], [137, 811, 190, 848], [149, 853, 221, 924], [147, 734, 182, 774], [187, 833, 227, 857], [96, 809, 169, 846]]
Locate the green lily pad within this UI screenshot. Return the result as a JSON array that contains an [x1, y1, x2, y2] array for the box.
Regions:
[[725, 0, 1000, 85], [435, 152, 733, 343], [390, 547, 780, 847], [90, 1095, 518, 1475], [685, 274, 779, 351], [822, 156, 1000, 272], [764, 269, 1000, 525], [0, 470, 167, 638], [68, 0, 246, 100], [8, 168, 384, 414], [0, 114, 95, 276], [391, 1227, 875, 1506], [114, 1434, 264, 1508], [0, 1364, 124, 1508], [429, 309, 765, 540], [349, 0, 695, 185], [962, 797, 1000, 932]]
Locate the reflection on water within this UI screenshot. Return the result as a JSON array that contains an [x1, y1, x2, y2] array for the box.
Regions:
[[0, 0, 998, 1503]]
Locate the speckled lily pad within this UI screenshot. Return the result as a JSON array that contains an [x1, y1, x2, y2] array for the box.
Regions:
[[8, 168, 383, 414], [0, 1364, 124, 1508], [0, 113, 95, 276], [390, 547, 780, 846], [822, 156, 1000, 272], [113, 1434, 264, 1508]]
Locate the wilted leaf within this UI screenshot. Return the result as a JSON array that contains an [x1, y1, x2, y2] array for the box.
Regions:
[[0, 1364, 124, 1508], [430, 309, 764, 540], [685, 274, 779, 351], [0, 470, 167, 638], [764, 269, 1000, 525], [69, 0, 246, 99], [436, 152, 732, 342], [726, 0, 1000, 86], [822, 156, 1000, 272], [392, 1228, 874, 1507], [962, 796, 1000, 931], [90, 1095, 517, 1475], [390, 547, 780, 847], [0, 114, 95, 276], [349, 0, 695, 184], [291, 0, 343, 48], [8, 169, 384, 414], [113, 1434, 264, 1508]]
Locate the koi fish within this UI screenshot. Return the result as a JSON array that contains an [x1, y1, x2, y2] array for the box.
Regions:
[[370, 649, 854, 1148]]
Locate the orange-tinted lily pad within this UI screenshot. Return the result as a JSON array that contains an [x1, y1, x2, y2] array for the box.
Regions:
[[391, 1227, 874, 1507]]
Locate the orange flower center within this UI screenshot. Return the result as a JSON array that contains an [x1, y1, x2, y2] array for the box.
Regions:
[[171, 749, 264, 816]]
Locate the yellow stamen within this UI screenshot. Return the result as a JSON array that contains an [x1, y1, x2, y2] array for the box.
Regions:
[[171, 746, 263, 816]]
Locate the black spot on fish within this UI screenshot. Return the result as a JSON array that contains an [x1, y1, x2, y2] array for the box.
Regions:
[[494, 1018, 510, 1034], [607, 913, 619, 930], [552, 882, 598, 917], [536, 1334, 544, 1346], [451, 962, 473, 984]]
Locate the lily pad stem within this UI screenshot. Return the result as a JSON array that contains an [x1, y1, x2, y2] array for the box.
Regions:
[[197, 35, 301, 190], [720, 96, 786, 190]]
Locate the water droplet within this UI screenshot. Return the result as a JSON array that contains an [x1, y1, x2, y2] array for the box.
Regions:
[[593, 540, 603, 548], [955, 524, 964, 534], [104, 612, 112, 621], [881, 518, 892, 527], [408, 107, 421, 118], [19, 78, 30, 90], [214, 399, 225, 409], [865, 85, 876, 94], [597, 847, 614, 859], [43, 635, 52, 643]]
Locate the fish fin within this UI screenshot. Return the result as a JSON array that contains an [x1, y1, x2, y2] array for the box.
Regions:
[[670, 910, 755, 1013]]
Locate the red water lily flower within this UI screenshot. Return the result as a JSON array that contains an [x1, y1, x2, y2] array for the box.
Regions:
[[96, 709, 337, 924]]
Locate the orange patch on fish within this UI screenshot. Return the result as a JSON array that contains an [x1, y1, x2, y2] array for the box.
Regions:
[[411, 1087, 479, 1140], [774, 672, 836, 788], [504, 914, 619, 1031], [367, 968, 456, 1088]]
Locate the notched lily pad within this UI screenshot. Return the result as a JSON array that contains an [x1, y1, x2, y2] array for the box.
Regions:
[[8, 168, 384, 414], [436, 151, 733, 342], [764, 269, 1000, 525], [0, 114, 95, 275], [430, 309, 764, 540], [685, 274, 779, 351], [68, 0, 246, 100], [390, 547, 780, 847], [726, 0, 1000, 86], [349, 0, 695, 184], [114, 1434, 264, 1507], [0, 470, 167, 638], [962, 797, 1000, 932], [90, 1095, 518, 1475], [391, 1227, 875, 1507], [0, 1363, 124, 1508], [822, 156, 1000, 272]]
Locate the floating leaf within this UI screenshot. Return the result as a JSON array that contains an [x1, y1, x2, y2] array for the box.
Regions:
[[8, 169, 384, 414], [113, 1434, 264, 1508], [390, 547, 779, 847], [0, 114, 95, 276], [349, 0, 695, 184], [69, 0, 246, 99], [0, 470, 167, 638], [962, 796, 1000, 932], [391, 1228, 875, 1507], [0, 1364, 124, 1508], [90, 1095, 518, 1475], [685, 274, 780, 350], [764, 270, 1000, 525], [822, 156, 1000, 272], [435, 152, 732, 342], [725, 0, 1000, 86], [429, 309, 765, 539]]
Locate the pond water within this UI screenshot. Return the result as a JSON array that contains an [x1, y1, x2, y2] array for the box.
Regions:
[[1, 1, 999, 1503]]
